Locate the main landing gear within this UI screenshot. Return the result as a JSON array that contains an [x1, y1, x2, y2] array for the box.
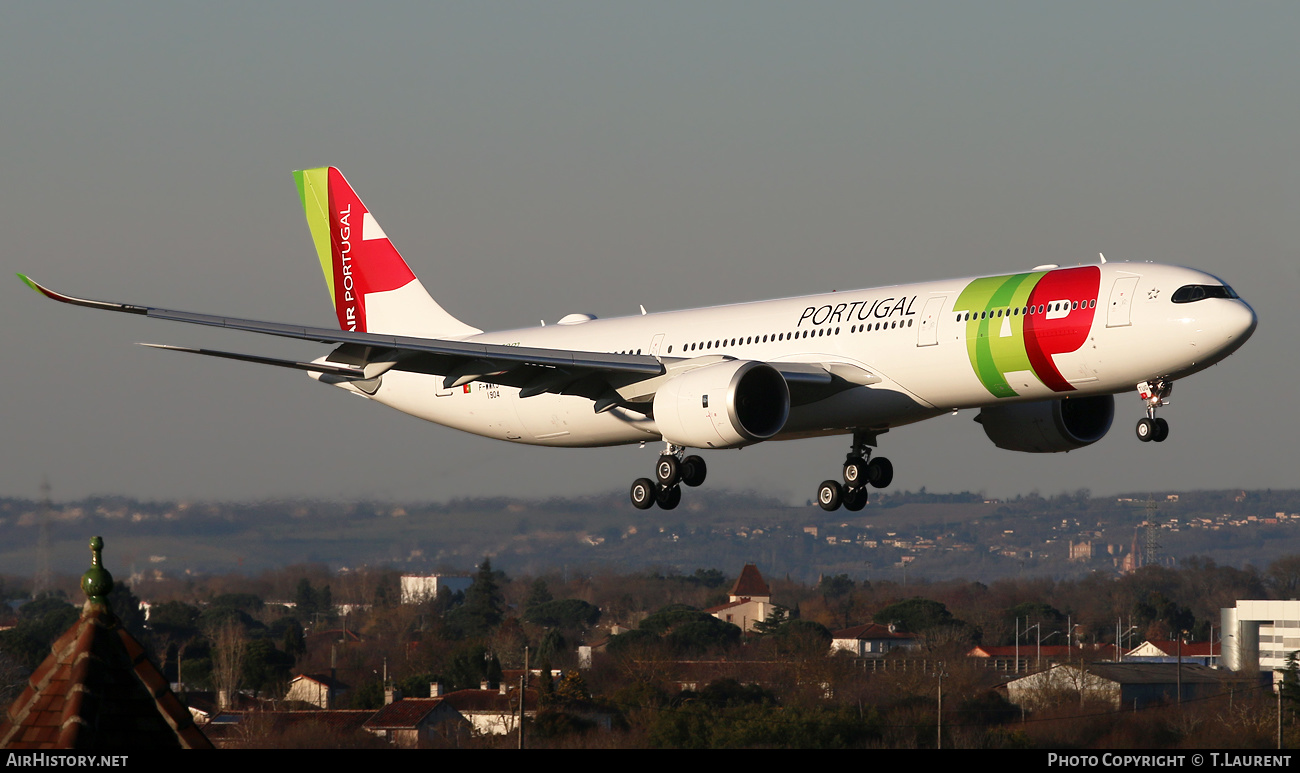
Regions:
[[630, 444, 707, 510], [1135, 379, 1172, 443], [817, 433, 893, 512]]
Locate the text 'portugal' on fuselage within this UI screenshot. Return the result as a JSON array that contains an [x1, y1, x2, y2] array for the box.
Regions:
[[19, 167, 1257, 513]]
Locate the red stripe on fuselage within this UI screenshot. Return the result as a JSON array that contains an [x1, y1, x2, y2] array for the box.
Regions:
[[1023, 266, 1100, 392]]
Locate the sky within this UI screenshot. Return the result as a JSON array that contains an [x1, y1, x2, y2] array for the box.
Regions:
[[2, 3, 1296, 505]]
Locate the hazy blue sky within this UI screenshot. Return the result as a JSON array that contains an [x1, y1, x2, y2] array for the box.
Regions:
[[3, 3, 1295, 504]]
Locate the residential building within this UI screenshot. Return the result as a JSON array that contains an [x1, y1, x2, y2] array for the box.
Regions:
[[400, 574, 473, 605], [705, 563, 774, 633], [831, 623, 920, 657]]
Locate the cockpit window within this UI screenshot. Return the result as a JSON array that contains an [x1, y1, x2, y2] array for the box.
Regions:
[[1172, 284, 1238, 303]]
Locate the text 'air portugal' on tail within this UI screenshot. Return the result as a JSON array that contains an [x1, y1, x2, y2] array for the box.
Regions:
[[294, 166, 481, 340]]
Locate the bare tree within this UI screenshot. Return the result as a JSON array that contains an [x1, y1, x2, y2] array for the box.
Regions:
[[212, 620, 246, 709]]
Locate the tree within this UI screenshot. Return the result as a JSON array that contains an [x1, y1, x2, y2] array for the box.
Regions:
[[1279, 651, 1300, 713], [212, 620, 247, 708], [443, 557, 505, 639], [873, 598, 955, 633], [753, 605, 792, 636], [525, 579, 553, 611], [525, 599, 601, 629]]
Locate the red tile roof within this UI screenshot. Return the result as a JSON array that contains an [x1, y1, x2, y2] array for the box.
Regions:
[[365, 698, 451, 729], [0, 602, 212, 749], [729, 564, 771, 599]]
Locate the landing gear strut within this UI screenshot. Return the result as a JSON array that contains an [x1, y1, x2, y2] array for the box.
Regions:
[[818, 432, 892, 512], [630, 444, 707, 510], [1135, 379, 1172, 443]]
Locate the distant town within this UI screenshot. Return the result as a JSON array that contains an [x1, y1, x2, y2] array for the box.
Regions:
[[2, 488, 1298, 583]]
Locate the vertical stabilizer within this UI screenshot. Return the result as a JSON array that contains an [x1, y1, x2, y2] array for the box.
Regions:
[[294, 167, 481, 339]]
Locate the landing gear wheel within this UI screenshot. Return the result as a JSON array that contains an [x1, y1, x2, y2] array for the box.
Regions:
[[1153, 418, 1169, 443], [630, 478, 657, 510], [843, 485, 868, 512], [1136, 417, 1155, 442], [866, 457, 893, 488], [817, 480, 844, 512], [681, 455, 707, 487], [655, 455, 680, 486], [843, 456, 867, 487], [656, 484, 682, 510]]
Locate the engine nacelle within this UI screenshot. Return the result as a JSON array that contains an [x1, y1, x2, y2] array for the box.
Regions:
[[652, 360, 790, 449], [976, 395, 1114, 453]]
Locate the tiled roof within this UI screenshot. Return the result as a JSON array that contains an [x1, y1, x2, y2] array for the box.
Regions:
[[729, 564, 771, 599], [0, 602, 212, 749], [364, 698, 448, 729]]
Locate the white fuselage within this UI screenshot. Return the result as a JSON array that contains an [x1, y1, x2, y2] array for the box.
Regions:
[[331, 262, 1256, 448]]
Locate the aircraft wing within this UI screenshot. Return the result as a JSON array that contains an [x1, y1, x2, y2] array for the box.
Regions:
[[20, 274, 876, 410]]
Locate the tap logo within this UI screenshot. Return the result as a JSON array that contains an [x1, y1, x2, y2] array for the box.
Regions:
[[954, 266, 1100, 397]]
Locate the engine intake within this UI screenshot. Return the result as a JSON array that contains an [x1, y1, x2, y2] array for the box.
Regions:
[[653, 360, 790, 448], [976, 395, 1114, 453]]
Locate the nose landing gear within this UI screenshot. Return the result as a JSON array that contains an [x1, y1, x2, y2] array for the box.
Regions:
[[818, 433, 892, 512], [630, 444, 707, 510], [1135, 379, 1172, 443]]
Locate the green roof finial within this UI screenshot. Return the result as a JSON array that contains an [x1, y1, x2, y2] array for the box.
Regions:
[[81, 535, 114, 605]]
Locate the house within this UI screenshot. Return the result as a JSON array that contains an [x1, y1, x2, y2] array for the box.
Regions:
[[363, 698, 469, 747], [441, 686, 537, 736], [1124, 639, 1220, 666], [285, 672, 351, 709], [705, 564, 775, 633], [0, 537, 212, 749], [831, 623, 920, 657], [400, 574, 473, 605]]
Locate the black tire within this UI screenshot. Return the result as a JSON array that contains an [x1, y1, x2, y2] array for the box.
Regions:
[[655, 455, 680, 486], [843, 485, 868, 511], [656, 484, 682, 510], [843, 456, 867, 487], [817, 480, 843, 511], [867, 457, 894, 488], [630, 478, 657, 510], [1153, 418, 1169, 443], [1136, 417, 1155, 442], [681, 455, 707, 487]]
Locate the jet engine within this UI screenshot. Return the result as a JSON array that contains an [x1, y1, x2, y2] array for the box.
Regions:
[[976, 395, 1114, 453], [652, 360, 790, 448]]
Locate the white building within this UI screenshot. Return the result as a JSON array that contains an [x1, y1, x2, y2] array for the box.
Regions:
[[1221, 599, 1300, 672], [400, 574, 473, 605]]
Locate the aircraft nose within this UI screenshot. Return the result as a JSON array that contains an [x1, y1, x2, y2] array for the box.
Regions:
[[1227, 298, 1258, 343], [1200, 298, 1256, 362]]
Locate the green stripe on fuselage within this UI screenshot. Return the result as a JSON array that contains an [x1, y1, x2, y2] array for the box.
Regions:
[[955, 271, 1046, 397]]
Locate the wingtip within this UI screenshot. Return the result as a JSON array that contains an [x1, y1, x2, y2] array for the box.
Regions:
[[17, 273, 56, 300]]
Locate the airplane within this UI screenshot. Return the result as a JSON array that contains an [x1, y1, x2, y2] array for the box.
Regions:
[[20, 167, 1257, 512]]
